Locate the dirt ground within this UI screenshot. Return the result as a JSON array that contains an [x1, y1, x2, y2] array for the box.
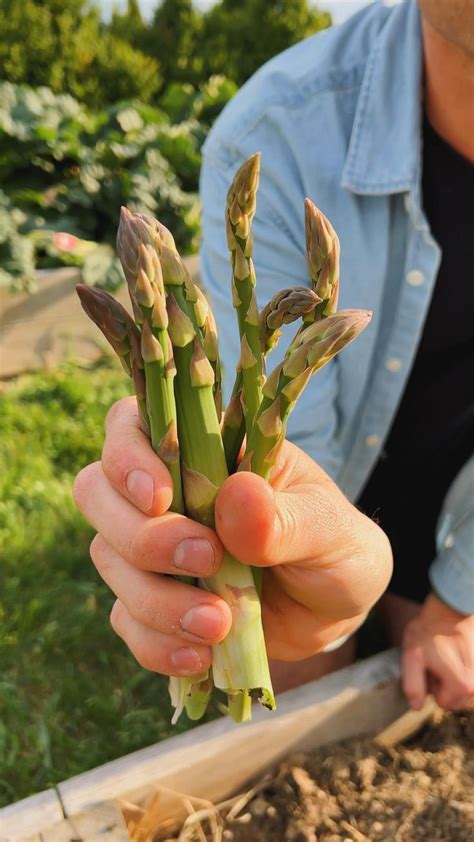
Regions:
[[219, 710, 473, 842]]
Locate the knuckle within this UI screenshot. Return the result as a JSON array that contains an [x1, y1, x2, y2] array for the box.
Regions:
[[135, 590, 166, 630], [126, 523, 150, 569], [104, 397, 132, 432], [128, 520, 162, 570], [458, 675, 474, 697], [109, 599, 124, 633], [134, 639, 162, 672], [90, 534, 112, 575], [72, 462, 99, 508], [102, 433, 141, 485]]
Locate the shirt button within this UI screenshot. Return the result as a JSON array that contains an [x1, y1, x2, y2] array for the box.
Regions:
[[444, 533, 455, 549], [365, 434, 381, 447], [406, 269, 425, 287], [385, 358, 402, 372]]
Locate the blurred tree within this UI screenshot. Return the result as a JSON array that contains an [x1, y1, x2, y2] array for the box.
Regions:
[[0, 0, 161, 107], [110, 0, 146, 45], [141, 0, 203, 89], [200, 0, 331, 86]]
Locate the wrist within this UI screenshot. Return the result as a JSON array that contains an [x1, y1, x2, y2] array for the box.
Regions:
[[423, 592, 467, 623]]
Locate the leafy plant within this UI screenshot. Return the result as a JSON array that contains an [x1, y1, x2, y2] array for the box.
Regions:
[[0, 80, 239, 290]]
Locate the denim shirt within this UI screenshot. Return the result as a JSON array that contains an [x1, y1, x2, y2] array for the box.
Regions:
[[199, 0, 474, 614]]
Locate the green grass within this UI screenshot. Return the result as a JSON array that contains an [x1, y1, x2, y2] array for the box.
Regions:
[[0, 358, 215, 807]]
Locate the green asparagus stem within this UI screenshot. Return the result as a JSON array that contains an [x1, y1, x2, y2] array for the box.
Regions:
[[195, 285, 223, 419], [225, 153, 264, 439], [118, 209, 275, 721], [222, 286, 321, 472], [222, 377, 246, 472], [243, 309, 372, 480], [80, 167, 372, 728], [117, 214, 214, 722]]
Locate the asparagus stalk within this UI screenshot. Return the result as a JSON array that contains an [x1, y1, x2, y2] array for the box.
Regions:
[[259, 286, 322, 354], [225, 153, 264, 439], [117, 213, 217, 722], [243, 310, 372, 480], [194, 285, 223, 419], [76, 285, 150, 434], [77, 283, 206, 721], [222, 286, 321, 472], [78, 163, 371, 727], [222, 378, 246, 472], [117, 210, 275, 722], [304, 199, 340, 322]]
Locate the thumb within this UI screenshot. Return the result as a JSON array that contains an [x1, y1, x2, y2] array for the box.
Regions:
[[215, 469, 360, 568]]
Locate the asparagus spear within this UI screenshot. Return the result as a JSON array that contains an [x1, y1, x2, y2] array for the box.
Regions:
[[222, 286, 321, 472], [259, 286, 322, 354], [194, 284, 223, 419], [117, 210, 275, 722], [225, 154, 264, 439], [243, 309, 372, 480], [304, 199, 340, 322], [118, 215, 219, 722], [78, 163, 371, 727], [76, 285, 150, 435]]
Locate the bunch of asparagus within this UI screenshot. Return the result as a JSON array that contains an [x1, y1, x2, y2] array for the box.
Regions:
[[77, 153, 371, 724]]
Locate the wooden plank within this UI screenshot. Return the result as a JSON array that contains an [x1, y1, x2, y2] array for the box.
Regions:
[[375, 694, 439, 747], [0, 789, 63, 842], [0, 257, 200, 378], [58, 650, 403, 821], [1, 650, 404, 840], [38, 802, 129, 842]]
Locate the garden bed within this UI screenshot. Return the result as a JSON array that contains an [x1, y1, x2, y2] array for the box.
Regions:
[[2, 649, 472, 841]]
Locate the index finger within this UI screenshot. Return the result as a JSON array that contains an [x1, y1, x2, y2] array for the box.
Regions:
[[102, 396, 174, 515], [402, 645, 427, 710]]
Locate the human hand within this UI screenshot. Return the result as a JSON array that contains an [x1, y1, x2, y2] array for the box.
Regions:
[[73, 396, 392, 676], [402, 593, 474, 711]]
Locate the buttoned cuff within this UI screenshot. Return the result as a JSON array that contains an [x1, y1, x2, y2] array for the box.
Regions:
[[429, 548, 474, 616]]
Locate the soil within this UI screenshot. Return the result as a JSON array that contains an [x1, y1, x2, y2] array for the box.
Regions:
[[220, 711, 474, 842]]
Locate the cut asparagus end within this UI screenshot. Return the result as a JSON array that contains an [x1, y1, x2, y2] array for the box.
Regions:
[[223, 691, 253, 723], [205, 553, 275, 714], [168, 674, 211, 725], [184, 678, 214, 721]]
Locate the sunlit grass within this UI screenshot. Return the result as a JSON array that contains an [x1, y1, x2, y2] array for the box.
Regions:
[[0, 358, 214, 806]]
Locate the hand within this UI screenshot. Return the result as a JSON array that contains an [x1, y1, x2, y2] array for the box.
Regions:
[[73, 396, 392, 676], [402, 593, 474, 711]]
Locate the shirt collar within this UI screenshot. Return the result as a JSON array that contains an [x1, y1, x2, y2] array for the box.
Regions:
[[342, 0, 423, 196]]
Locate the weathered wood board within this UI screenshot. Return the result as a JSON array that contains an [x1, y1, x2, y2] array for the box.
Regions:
[[0, 790, 63, 842], [0, 649, 404, 842], [0, 258, 200, 378]]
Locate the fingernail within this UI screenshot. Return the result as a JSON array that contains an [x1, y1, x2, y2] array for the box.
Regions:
[[126, 469, 154, 511], [181, 604, 225, 640], [173, 539, 215, 575], [170, 646, 202, 674]]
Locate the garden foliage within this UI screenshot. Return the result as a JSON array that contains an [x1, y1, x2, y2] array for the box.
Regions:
[[0, 77, 237, 289], [0, 0, 330, 291]]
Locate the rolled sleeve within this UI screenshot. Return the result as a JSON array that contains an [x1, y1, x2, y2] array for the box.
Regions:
[[429, 458, 474, 615]]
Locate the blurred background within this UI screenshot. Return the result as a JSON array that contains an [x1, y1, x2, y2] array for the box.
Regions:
[[0, 0, 373, 807]]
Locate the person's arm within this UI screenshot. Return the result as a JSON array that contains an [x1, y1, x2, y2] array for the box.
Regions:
[[402, 458, 474, 711], [430, 457, 474, 616], [200, 143, 343, 480]]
